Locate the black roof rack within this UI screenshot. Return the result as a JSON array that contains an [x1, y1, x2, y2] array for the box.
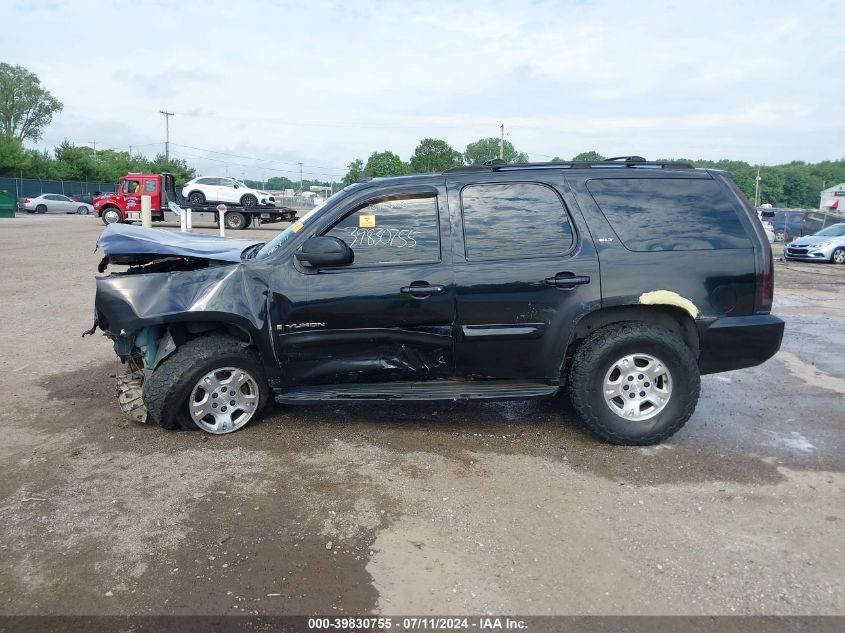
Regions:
[[445, 157, 694, 173]]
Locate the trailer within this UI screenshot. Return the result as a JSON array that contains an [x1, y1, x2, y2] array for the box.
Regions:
[[94, 173, 297, 230]]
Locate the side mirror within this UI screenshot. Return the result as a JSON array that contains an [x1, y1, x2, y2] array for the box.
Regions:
[[233, 184, 239, 189], [295, 236, 354, 267]]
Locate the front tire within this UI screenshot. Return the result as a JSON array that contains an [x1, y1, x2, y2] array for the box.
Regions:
[[101, 208, 122, 225], [77, 206, 89, 215], [142, 334, 269, 434], [831, 247, 845, 265], [241, 194, 257, 209], [568, 322, 700, 445]]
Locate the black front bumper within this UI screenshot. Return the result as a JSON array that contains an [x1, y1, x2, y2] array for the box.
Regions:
[[697, 314, 785, 375]]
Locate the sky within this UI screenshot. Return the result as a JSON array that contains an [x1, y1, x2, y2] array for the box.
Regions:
[[3, 0, 844, 182]]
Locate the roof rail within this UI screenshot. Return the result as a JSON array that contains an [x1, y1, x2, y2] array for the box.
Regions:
[[604, 155, 646, 162], [445, 158, 694, 173]]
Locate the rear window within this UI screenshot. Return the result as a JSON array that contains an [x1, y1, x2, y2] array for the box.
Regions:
[[587, 178, 751, 251], [461, 182, 574, 260]]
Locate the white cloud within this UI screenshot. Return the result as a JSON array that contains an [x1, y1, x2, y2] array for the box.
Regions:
[[2, 0, 843, 179]]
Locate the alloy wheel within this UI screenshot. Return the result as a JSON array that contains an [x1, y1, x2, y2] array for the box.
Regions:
[[188, 366, 260, 434], [602, 353, 672, 421]]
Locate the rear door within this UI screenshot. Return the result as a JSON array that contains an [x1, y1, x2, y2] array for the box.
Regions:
[[446, 170, 601, 381], [271, 179, 455, 386]]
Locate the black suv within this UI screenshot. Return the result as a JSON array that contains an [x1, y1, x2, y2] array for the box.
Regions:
[[90, 158, 784, 445]]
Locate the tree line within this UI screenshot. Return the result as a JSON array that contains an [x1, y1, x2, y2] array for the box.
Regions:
[[2, 62, 842, 208], [342, 142, 845, 209], [0, 136, 196, 184]]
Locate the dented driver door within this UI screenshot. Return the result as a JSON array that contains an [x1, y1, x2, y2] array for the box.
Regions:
[[272, 180, 456, 387]]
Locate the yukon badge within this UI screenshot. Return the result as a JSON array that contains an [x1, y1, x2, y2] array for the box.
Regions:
[[278, 322, 326, 331]]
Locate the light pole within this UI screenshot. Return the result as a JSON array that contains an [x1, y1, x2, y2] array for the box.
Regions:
[[499, 124, 504, 160], [754, 166, 762, 207], [159, 110, 174, 161], [298, 162, 303, 195]]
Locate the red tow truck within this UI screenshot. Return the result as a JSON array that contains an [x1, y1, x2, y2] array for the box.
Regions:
[[94, 173, 297, 230]]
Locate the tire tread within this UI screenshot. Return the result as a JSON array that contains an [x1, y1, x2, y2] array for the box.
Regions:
[[143, 334, 266, 431], [568, 322, 700, 445]]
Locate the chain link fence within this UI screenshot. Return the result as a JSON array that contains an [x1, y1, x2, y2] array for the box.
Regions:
[[0, 177, 118, 208]]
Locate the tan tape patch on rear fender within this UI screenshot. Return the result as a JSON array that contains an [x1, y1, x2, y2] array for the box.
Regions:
[[638, 290, 699, 319]]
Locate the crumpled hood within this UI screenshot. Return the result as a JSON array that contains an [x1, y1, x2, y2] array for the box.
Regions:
[[96, 223, 263, 268]]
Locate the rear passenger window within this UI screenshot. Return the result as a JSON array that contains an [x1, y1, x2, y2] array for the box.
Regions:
[[325, 194, 440, 266], [461, 183, 574, 260], [587, 178, 751, 251]]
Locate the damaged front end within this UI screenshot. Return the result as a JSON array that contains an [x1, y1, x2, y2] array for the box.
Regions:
[[85, 224, 267, 424]]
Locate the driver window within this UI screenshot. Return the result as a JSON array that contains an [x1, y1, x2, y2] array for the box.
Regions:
[[324, 194, 440, 266], [123, 180, 141, 194]]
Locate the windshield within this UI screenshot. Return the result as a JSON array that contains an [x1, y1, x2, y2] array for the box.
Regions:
[[814, 224, 845, 237], [254, 205, 323, 258], [254, 185, 362, 259]]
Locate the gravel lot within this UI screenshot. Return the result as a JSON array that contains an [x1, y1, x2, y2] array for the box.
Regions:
[[1, 214, 844, 616]]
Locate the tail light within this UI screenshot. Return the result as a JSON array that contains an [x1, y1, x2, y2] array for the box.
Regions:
[[23, 197, 30, 203], [755, 244, 774, 314]]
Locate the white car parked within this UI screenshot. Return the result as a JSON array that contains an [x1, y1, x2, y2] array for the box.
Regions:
[[181, 177, 275, 209], [22, 193, 93, 215]]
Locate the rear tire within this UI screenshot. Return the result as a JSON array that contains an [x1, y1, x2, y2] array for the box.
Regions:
[[36, 204, 47, 214], [188, 191, 205, 205], [831, 247, 845, 265], [225, 211, 247, 230], [142, 334, 269, 433], [568, 322, 700, 445]]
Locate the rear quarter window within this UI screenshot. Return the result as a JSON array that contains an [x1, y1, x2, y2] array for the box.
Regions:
[[586, 178, 751, 251]]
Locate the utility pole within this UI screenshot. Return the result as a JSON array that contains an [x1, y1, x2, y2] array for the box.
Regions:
[[298, 162, 303, 194], [89, 141, 97, 153], [159, 110, 174, 161], [754, 166, 761, 207], [499, 124, 504, 160]]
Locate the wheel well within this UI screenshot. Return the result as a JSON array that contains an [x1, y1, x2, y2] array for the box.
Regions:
[[169, 321, 252, 347], [187, 189, 203, 198], [564, 305, 699, 370]]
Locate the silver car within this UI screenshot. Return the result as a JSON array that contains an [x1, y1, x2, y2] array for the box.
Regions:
[[23, 193, 94, 215], [784, 223, 845, 264]]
